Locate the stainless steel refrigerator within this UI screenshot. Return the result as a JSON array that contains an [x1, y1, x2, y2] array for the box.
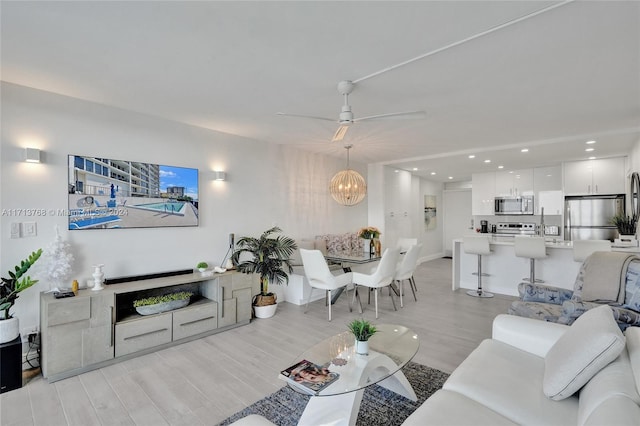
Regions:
[[564, 194, 625, 241]]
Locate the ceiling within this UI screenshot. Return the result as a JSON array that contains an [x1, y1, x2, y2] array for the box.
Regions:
[[1, 1, 639, 182]]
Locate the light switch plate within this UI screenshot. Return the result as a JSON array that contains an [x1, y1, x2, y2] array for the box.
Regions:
[[11, 222, 21, 239], [23, 221, 37, 237]]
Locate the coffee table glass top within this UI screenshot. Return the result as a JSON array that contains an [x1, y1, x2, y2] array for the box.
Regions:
[[287, 324, 419, 396]]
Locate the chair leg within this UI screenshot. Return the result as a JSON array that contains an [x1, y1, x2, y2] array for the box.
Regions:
[[389, 286, 397, 311], [352, 285, 363, 314], [410, 276, 418, 294], [409, 277, 417, 302], [346, 286, 352, 312], [374, 289, 379, 319], [327, 290, 332, 321], [398, 280, 404, 308]]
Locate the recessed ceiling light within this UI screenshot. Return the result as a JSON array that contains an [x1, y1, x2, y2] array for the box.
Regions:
[[508, 171, 514, 174], [412, 167, 418, 171], [394, 170, 399, 173], [589, 156, 596, 160], [585, 148, 594, 152], [484, 159, 491, 163], [468, 155, 475, 159], [498, 165, 504, 169], [521, 148, 529, 153], [586, 140, 596, 144], [430, 172, 436, 175], [448, 176, 453, 180]]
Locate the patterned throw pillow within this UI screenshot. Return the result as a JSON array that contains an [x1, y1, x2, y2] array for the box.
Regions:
[[623, 260, 640, 312], [520, 283, 573, 305]]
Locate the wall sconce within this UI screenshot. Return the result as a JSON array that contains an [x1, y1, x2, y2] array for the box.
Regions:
[[24, 148, 41, 163], [213, 171, 226, 181]]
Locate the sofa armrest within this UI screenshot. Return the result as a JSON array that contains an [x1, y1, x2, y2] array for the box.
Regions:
[[492, 314, 569, 357]]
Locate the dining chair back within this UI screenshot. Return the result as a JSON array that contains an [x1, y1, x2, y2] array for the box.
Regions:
[[352, 247, 401, 318], [394, 243, 422, 307], [300, 249, 352, 321]]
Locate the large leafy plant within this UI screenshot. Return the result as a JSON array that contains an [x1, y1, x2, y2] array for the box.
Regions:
[[231, 226, 297, 297], [610, 214, 637, 236], [0, 249, 43, 319]]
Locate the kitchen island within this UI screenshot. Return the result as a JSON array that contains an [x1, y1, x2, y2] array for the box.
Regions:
[[452, 236, 640, 297]]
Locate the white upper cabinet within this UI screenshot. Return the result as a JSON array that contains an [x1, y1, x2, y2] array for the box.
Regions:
[[472, 172, 496, 215], [533, 165, 562, 192], [495, 169, 533, 197], [563, 157, 626, 196]]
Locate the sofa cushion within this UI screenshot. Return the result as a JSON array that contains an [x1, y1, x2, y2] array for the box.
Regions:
[[402, 389, 517, 426], [624, 260, 640, 311], [444, 339, 578, 425], [577, 347, 640, 425], [544, 305, 626, 401], [626, 326, 640, 396]]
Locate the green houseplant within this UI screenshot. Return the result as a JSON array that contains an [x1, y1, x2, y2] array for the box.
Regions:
[[0, 249, 43, 343], [196, 261, 208, 272], [348, 318, 377, 355], [611, 214, 637, 237], [231, 226, 297, 318]]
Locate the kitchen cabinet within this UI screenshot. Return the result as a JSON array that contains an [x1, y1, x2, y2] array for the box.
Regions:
[[495, 169, 533, 196], [533, 165, 562, 192], [563, 157, 626, 195], [537, 190, 564, 215], [472, 173, 495, 215]]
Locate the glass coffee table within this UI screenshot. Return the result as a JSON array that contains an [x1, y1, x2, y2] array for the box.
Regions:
[[287, 324, 419, 426]]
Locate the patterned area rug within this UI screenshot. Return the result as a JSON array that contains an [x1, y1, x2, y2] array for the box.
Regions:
[[218, 361, 449, 426]]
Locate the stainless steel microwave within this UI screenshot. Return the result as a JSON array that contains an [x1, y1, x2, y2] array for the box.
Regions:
[[494, 195, 534, 215]]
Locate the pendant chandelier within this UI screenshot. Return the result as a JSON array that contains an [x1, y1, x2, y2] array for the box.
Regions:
[[329, 144, 367, 206]]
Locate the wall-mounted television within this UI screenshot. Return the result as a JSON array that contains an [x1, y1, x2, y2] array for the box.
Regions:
[[68, 155, 199, 230]]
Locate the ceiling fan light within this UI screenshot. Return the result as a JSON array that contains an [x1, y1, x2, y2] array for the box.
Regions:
[[332, 125, 349, 142]]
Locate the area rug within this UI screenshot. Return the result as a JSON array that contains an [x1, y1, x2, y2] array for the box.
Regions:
[[218, 361, 449, 426]]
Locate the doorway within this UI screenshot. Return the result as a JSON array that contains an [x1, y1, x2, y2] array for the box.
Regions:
[[443, 189, 472, 257]]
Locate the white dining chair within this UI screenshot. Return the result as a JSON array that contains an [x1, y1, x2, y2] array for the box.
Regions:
[[352, 247, 401, 319], [300, 249, 352, 321], [393, 243, 422, 307]]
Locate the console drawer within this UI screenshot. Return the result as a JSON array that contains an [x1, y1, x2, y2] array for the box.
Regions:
[[115, 314, 172, 357], [173, 302, 217, 341]]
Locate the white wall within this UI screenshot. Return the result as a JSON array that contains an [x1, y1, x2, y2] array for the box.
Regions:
[[0, 82, 367, 335]]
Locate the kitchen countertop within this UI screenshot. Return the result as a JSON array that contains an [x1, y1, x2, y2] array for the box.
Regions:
[[454, 235, 640, 252]]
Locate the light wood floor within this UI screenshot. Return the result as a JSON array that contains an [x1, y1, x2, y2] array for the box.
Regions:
[[1, 257, 516, 426]]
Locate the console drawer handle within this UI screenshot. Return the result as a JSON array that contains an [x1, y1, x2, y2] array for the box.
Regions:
[[180, 316, 215, 327], [123, 328, 168, 340]]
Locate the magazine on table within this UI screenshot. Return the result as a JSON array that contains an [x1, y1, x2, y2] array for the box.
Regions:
[[279, 359, 340, 395]]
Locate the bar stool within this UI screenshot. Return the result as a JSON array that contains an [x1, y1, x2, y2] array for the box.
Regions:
[[514, 236, 547, 284], [463, 235, 493, 298]]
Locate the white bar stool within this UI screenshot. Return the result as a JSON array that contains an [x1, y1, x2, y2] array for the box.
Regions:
[[514, 236, 547, 284], [463, 236, 493, 298]]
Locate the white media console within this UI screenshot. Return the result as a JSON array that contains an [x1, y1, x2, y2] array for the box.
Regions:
[[40, 270, 258, 382]]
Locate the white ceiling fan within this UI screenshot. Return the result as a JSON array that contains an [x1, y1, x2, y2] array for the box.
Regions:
[[277, 80, 426, 142]]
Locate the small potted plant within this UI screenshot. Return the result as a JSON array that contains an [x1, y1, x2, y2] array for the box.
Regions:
[[196, 262, 208, 272], [231, 226, 297, 319], [0, 249, 43, 343], [611, 214, 638, 239], [133, 291, 193, 316], [348, 318, 377, 355]]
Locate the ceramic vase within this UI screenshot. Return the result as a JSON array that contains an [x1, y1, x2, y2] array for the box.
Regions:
[[355, 339, 369, 355], [92, 264, 105, 291], [0, 317, 19, 344]]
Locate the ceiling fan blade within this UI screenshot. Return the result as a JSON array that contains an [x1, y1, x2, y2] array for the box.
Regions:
[[353, 110, 426, 122], [276, 112, 335, 122], [332, 125, 350, 142]]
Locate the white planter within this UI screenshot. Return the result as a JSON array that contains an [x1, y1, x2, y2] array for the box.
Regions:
[[0, 317, 20, 344], [355, 339, 369, 355], [254, 303, 278, 319]]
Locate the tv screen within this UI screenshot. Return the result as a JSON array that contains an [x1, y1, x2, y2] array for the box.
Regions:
[[68, 155, 199, 230]]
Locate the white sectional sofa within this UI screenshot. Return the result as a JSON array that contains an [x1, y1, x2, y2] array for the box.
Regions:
[[403, 307, 640, 425]]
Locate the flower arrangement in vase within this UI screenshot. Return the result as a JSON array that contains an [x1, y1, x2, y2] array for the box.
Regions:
[[357, 226, 381, 256]]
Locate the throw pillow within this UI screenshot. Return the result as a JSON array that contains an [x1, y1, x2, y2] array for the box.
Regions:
[[520, 283, 573, 304], [624, 260, 640, 312], [543, 305, 626, 401]]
